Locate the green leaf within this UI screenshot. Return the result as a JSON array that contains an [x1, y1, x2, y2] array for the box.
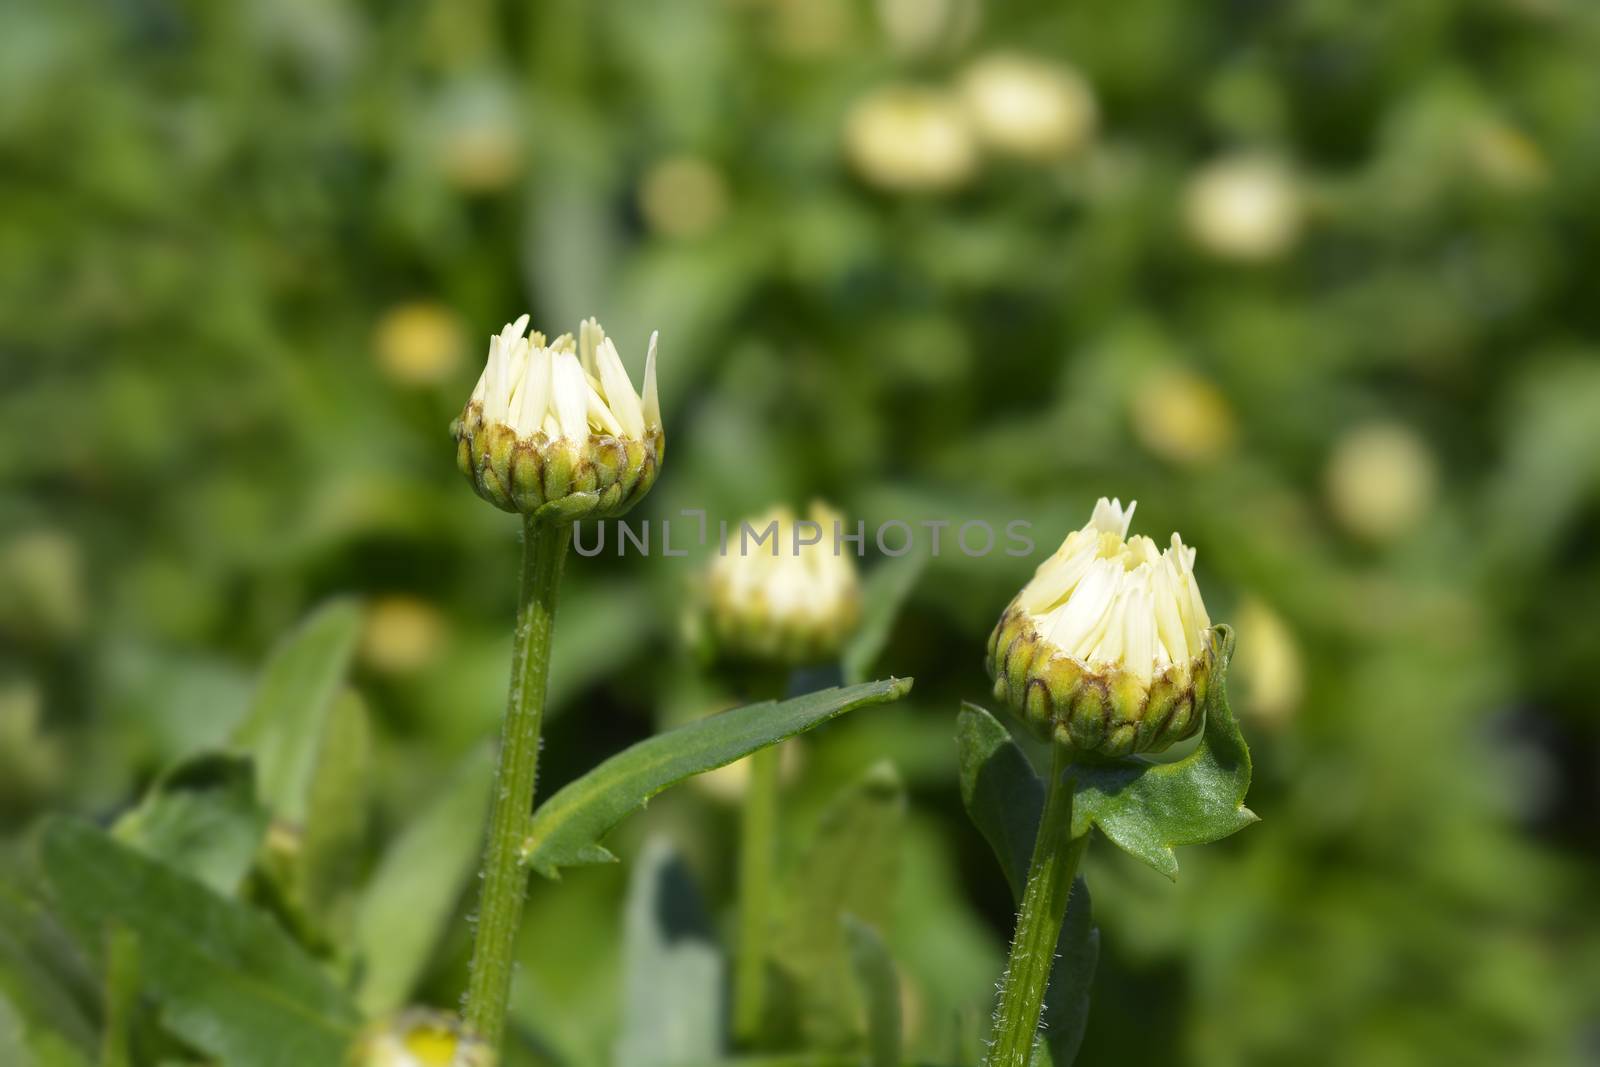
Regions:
[[772, 763, 906, 1051], [522, 678, 914, 878], [112, 752, 268, 896], [353, 744, 494, 1015], [0, 882, 98, 1062], [37, 818, 360, 1067], [615, 838, 723, 1067], [956, 706, 1098, 1067], [1066, 626, 1256, 879], [843, 554, 927, 686], [844, 917, 901, 1067], [232, 600, 364, 825], [294, 689, 371, 937]]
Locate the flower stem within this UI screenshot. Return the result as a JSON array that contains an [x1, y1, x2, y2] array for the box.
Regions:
[[464, 517, 571, 1049], [985, 746, 1087, 1067], [733, 742, 781, 1044]]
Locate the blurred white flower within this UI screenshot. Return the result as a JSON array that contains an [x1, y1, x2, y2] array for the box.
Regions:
[[1234, 596, 1303, 726], [428, 78, 524, 194], [875, 0, 979, 57], [1325, 421, 1437, 542], [1130, 365, 1238, 466], [844, 85, 978, 193], [959, 53, 1097, 161], [1184, 155, 1303, 261], [703, 501, 862, 665]]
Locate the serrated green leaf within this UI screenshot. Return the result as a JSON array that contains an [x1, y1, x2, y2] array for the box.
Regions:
[[844, 917, 901, 1067], [522, 678, 914, 878], [616, 838, 723, 1067], [112, 752, 267, 896], [843, 554, 927, 686], [232, 600, 364, 825], [37, 818, 360, 1067], [956, 706, 1098, 1067], [353, 744, 494, 1014], [772, 763, 906, 1051], [1066, 627, 1256, 880]]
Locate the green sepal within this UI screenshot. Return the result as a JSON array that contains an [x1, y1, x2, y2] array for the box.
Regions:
[[1065, 625, 1255, 880]]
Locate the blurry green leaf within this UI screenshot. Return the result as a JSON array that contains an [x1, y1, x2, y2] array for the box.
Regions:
[[773, 763, 906, 1051], [354, 744, 494, 1015], [843, 554, 927, 686], [112, 753, 267, 895], [615, 838, 722, 1067], [232, 600, 363, 825], [1067, 628, 1256, 880], [955, 708, 1098, 1067], [38, 818, 360, 1067], [844, 917, 901, 1067], [522, 678, 914, 878], [295, 689, 371, 937], [0, 886, 96, 1067]]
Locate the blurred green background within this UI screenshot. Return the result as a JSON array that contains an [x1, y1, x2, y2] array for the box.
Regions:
[[4, 0, 1600, 1063]]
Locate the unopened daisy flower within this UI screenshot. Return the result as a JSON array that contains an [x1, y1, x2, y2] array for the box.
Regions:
[[451, 316, 663, 522], [702, 502, 862, 666], [349, 1009, 493, 1067], [988, 498, 1217, 756]]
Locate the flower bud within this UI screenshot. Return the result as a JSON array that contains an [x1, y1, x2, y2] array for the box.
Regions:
[[844, 85, 979, 193], [700, 502, 862, 667], [1183, 155, 1302, 262], [987, 498, 1217, 757], [959, 53, 1097, 162], [349, 1009, 493, 1067], [451, 316, 664, 522]]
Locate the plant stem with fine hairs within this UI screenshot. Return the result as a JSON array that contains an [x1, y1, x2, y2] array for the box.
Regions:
[[464, 517, 571, 1048], [985, 746, 1088, 1067]]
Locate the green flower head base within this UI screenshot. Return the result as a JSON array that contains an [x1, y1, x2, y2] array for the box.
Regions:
[[452, 316, 664, 523], [988, 497, 1217, 757]]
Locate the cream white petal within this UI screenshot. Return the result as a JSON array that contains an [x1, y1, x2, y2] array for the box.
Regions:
[[595, 337, 646, 439], [584, 377, 624, 436], [514, 345, 552, 437], [550, 352, 592, 440], [641, 332, 661, 431], [578, 317, 603, 378]]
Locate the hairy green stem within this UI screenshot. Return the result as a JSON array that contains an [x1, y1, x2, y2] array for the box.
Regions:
[[985, 747, 1087, 1067], [733, 743, 781, 1043], [465, 517, 571, 1048]]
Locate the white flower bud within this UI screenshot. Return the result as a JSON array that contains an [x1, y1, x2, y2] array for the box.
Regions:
[[959, 53, 1097, 161], [988, 498, 1218, 756], [452, 316, 664, 522], [844, 85, 979, 193], [1183, 155, 1303, 261]]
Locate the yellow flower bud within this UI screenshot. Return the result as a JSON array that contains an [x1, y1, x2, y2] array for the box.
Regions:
[[349, 1009, 493, 1067], [638, 155, 730, 240], [451, 316, 664, 522], [701, 502, 862, 666], [373, 303, 466, 387], [1130, 365, 1237, 466], [987, 498, 1217, 757]]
